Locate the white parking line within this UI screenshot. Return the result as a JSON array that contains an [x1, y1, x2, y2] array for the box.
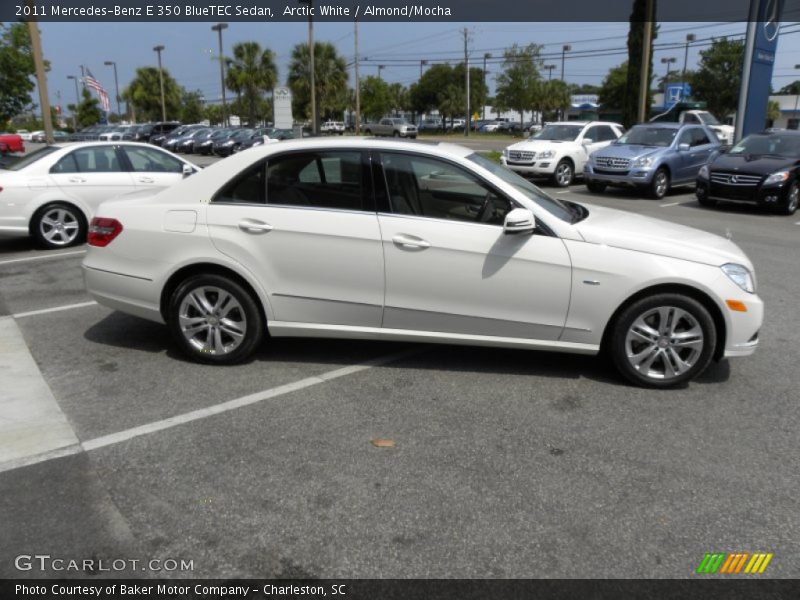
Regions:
[[659, 202, 681, 207], [555, 190, 570, 194], [0, 250, 86, 266], [0, 347, 422, 473], [13, 301, 98, 319]]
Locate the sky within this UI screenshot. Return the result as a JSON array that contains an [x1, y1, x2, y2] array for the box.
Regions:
[[35, 20, 800, 113]]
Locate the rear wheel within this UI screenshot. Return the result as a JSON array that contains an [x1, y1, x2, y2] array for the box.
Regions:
[[609, 293, 716, 388], [779, 181, 799, 215], [32, 202, 86, 249], [586, 181, 607, 193], [168, 274, 264, 364], [649, 168, 670, 199]]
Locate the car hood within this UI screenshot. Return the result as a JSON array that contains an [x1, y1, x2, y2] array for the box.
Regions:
[[710, 153, 798, 175], [593, 144, 666, 159], [508, 139, 575, 151], [574, 203, 752, 268]]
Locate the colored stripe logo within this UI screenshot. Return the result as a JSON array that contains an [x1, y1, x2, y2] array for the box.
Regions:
[[697, 552, 773, 574]]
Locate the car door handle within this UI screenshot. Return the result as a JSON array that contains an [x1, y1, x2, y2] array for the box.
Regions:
[[392, 234, 430, 249], [238, 219, 273, 234], [68, 176, 87, 183], [137, 176, 155, 184]]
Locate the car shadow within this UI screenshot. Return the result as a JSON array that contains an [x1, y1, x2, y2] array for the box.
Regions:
[[679, 198, 783, 218], [83, 312, 638, 386], [567, 185, 695, 201]]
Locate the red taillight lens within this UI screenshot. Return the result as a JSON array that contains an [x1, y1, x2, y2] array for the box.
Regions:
[[88, 217, 123, 247]]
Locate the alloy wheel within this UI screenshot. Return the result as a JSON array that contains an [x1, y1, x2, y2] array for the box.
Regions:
[[555, 162, 573, 186], [178, 286, 248, 356], [39, 207, 80, 246]]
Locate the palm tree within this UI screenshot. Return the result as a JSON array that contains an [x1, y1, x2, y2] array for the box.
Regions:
[[287, 42, 349, 122], [225, 42, 278, 126]]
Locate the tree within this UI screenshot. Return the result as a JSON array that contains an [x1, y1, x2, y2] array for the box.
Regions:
[[225, 41, 278, 126], [203, 103, 224, 125], [437, 83, 464, 126], [0, 23, 36, 125], [598, 62, 629, 112], [778, 81, 800, 95], [622, 0, 657, 128], [123, 67, 182, 121], [569, 83, 601, 95], [410, 63, 454, 124], [181, 90, 205, 124], [689, 38, 745, 120], [360, 76, 393, 120], [767, 100, 781, 125], [287, 42, 349, 122], [388, 82, 410, 116], [495, 44, 543, 128], [537, 79, 571, 124], [68, 88, 102, 127], [452, 63, 489, 120]]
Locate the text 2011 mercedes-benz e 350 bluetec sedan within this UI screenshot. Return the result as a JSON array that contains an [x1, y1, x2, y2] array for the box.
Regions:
[[82, 139, 763, 388]]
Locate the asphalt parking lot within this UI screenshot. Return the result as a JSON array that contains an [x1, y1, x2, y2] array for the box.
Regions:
[[1, 142, 799, 579]]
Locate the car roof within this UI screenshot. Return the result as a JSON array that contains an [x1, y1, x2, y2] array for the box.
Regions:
[[634, 122, 685, 129]]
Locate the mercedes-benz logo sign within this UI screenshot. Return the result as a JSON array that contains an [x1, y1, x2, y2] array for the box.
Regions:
[[731, 175, 739, 183], [763, 0, 781, 42]]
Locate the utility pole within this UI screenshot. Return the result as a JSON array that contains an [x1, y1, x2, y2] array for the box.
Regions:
[[354, 19, 361, 134], [79, 64, 86, 90], [377, 65, 385, 79], [464, 28, 470, 137], [637, 0, 655, 124], [26, 9, 54, 144], [544, 64, 556, 80], [661, 56, 677, 105], [153, 45, 166, 122], [212, 23, 229, 127], [483, 53, 491, 121], [420, 59, 428, 79], [103, 60, 121, 118]]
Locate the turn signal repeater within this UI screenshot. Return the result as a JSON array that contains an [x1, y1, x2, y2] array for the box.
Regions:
[[88, 217, 123, 247], [726, 299, 748, 312]]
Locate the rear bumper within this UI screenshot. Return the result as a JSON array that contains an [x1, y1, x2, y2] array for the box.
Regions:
[[82, 264, 164, 324]]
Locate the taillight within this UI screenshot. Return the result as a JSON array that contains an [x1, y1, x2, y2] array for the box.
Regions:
[[88, 217, 123, 247]]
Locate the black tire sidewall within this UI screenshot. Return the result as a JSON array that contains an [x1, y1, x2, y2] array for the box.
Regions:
[[610, 293, 717, 388], [168, 274, 264, 365], [650, 169, 669, 199], [32, 202, 87, 249], [781, 182, 799, 215]]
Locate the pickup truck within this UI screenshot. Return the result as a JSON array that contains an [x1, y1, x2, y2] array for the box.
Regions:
[[651, 106, 733, 145], [363, 118, 417, 138], [0, 133, 25, 154]]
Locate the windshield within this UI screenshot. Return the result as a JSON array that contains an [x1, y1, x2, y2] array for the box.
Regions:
[[729, 133, 800, 157], [1, 145, 60, 171], [617, 126, 677, 147], [696, 112, 720, 126], [234, 129, 255, 140], [530, 124, 583, 142], [467, 153, 581, 223]]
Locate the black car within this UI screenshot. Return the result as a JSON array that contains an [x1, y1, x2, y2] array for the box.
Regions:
[[696, 129, 800, 215], [148, 121, 182, 146], [193, 127, 231, 154], [161, 125, 203, 152], [167, 126, 210, 153], [213, 128, 254, 156], [129, 124, 153, 142], [235, 127, 279, 152]]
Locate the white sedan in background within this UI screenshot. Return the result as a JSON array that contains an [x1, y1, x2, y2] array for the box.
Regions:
[[0, 142, 199, 249], [83, 138, 762, 388], [502, 121, 624, 187]]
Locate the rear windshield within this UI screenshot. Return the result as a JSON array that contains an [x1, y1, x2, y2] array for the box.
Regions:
[[2, 146, 60, 171]]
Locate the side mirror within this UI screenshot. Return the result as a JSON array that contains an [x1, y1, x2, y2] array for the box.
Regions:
[[582, 138, 593, 146], [678, 143, 691, 152], [503, 208, 536, 235], [182, 164, 194, 178]]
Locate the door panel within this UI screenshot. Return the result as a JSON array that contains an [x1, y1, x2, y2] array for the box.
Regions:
[[120, 145, 186, 189], [49, 146, 135, 211]]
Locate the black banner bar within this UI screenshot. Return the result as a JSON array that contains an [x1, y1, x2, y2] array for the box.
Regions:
[[5, 0, 800, 23]]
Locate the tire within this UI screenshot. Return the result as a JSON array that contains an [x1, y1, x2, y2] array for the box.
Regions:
[[609, 293, 716, 389], [649, 168, 670, 199], [553, 159, 574, 187], [779, 181, 799, 215], [393, 131, 401, 137], [364, 129, 371, 136], [167, 274, 264, 365], [586, 181, 607, 193], [32, 202, 86, 249]]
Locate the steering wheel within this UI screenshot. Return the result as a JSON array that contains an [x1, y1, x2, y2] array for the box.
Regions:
[[475, 192, 494, 222]]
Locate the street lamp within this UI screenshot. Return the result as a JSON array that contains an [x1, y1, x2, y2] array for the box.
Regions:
[[561, 45, 571, 81], [482, 53, 491, 120], [103, 60, 122, 119], [681, 33, 696, 100], [153, 45, 166, 122], [420, 59, 428, 79], [661, 56, 677, 105], [377, 65, 385, 80], [211, 23, 228, 127], [67, 75, 79, 129], [544, 64, 556, 80], [298, 0, 316, 135]]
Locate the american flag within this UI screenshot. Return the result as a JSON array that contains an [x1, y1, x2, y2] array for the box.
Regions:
[[84, 68, 111, 112]]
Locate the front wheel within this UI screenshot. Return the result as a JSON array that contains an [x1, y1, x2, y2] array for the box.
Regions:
[[649, 168, 670, 199], [168, 274, 264, 364], [609, 293, 716, 388], [553, 159, 574, 187], [779, 181, 799, 215], [32, 202, 86, 249]]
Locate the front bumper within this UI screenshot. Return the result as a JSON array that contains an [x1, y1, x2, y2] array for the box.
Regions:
[[501, 157, 557, 176], [584, 163, 656, 186], [696, 178, 788, 208]]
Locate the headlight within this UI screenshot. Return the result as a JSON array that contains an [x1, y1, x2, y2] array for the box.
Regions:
[[698, 165, 709, 179], [633, 156, 655, 168], [721, 263, 755, 294], [537, 150, 555, 159], [502, 148, 509, 157], [763, 170, 790, 185]]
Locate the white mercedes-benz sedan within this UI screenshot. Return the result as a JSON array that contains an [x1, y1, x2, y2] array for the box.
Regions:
[[0, 142, 199, 249], [82, 139, 763, 388]]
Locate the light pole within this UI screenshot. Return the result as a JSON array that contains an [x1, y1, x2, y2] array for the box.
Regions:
[[420, 59, 428, 79], [67, 75, 79, 130], [354, 19, 360, 134], [482, 53, 491, 120], [544, 64, 556, 80], [661, 56, 677, 106], [103, 60, 122, 119], [377, 65, 385, 80], [153, 45, 166, 122], [793, 65, 800, 129], [211, 23, 228, 127], [298, 0, 316, 135], [681, 33, 696, 100], [561, 44, 571, 81]]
